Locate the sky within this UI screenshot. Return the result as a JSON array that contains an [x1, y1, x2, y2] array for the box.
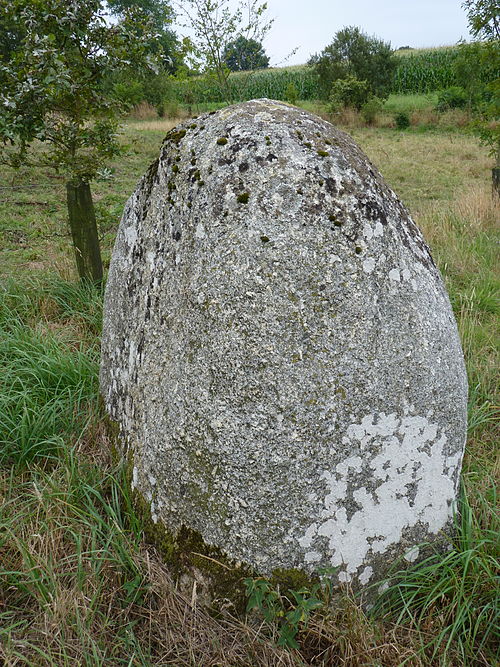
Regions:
[[174, 0, 474, 67]]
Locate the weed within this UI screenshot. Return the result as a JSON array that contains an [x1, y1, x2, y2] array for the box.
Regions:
[[395, 111, 411, 129], [245, 577, 324, 649]]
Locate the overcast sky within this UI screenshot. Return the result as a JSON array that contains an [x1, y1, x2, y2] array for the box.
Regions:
[[175, 0, 474, 66], [265, 0, 473, 65]]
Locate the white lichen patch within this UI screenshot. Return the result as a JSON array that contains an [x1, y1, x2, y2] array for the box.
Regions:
[[362, 258, 376, 274], [404, 546, 420, 563], [299, 411, 462, 581]]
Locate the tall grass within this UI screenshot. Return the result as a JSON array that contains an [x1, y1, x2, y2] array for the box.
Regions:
[[392, 48, 459, 93], [371, 485, 499, 666], [167, 46, 497, 107], [0, 279, 101, 466]]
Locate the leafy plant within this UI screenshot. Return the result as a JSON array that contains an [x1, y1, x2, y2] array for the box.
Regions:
[[309, 25, 396, 100], [436, 86, 469, 111], [395, 111, 411, 129], [244, 577, 324, 649], [361, 96, 384, 124], [329, 75, 370, 111], [285, 82, 299, 105]]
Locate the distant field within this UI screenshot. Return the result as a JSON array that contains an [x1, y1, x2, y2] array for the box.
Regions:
[[169, 45, 497, 103]]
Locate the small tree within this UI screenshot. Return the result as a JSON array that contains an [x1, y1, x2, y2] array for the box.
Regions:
[[0, 0, 160, 282], [178, 0, 272, 102], [223, 35, 270, 71], [461, 1, 500, 194], [108, 0, 182, 73], [309, 26, 396, 101]]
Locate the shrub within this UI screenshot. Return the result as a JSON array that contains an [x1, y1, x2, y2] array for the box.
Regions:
[[310, 26, 396, 100], [395, 111, 410, 129], [285, 82, 299, 105], [329, 75, 370, 111], [361, 96, 384, 124], [436, 86, 469, 111], [113, 80, 144, 108]]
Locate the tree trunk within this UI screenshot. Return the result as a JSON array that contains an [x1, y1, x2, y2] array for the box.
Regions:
[[66, 180, 103, 283], [493, 167, 500, 198]]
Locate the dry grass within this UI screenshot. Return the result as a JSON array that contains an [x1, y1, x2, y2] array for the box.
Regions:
[[124, 118, 184, 133], [129, 101, 160, 120]]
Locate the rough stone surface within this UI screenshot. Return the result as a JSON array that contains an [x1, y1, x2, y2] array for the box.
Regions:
[[100, 99, 468, 589]]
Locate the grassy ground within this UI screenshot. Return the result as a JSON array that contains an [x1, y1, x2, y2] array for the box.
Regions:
[[0, 106, 498, 665]]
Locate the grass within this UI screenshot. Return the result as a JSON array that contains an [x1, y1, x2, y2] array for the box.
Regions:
[[371, 485, 499, 666], [0, 108, 498, 665], [383, 92, 439, 113], [0, 278, 100, 467]]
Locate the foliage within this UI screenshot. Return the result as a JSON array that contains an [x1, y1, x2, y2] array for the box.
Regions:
[[394, 111, 411, 129], [371, 484, 499, 666], [113, 80, 146, 108], [329, 75, 370, 111], [361, 96, 384, 124], [107, 0, 182, 73], [178, 0, 272, 102], [459, 3, 500, 172], [0, 0, 156, 181], [169, 64, 318, 104], [393, 44, 499, 96], [0, 3, 24, 63], [244, 577, 324, 649], [436, 86, 469, 111], [0, 0, 161, 281], [393, 48, 460, 93], [309, 26, 396, 100], [462, 0, 500, 40], [223, 35, 269, 71], [285, 82, 299, 105]]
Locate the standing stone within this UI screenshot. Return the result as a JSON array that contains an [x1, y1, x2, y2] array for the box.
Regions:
[[100, 100, 467, 592]]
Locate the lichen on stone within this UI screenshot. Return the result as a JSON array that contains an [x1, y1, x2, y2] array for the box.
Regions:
[[100, 99, 468, 602]]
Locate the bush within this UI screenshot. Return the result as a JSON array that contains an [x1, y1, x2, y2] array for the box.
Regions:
[[285, 82, 299, 105], [163, 99, 180, 118], [361, 96, 384, 124], [436, 86, 469, 111], [395, 111, 410, 129], [113, 80, 144, 108], [329, 75, 370, 111], [310, 26, 396, 100]]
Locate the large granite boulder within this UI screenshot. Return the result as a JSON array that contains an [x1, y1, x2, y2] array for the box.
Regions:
[[100, 99, 467, 592]]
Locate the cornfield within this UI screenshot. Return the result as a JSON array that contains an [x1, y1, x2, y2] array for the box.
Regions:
[[168, 47, 496, 104], [392, 48, 459, 93], [170, 66, 319, 104]]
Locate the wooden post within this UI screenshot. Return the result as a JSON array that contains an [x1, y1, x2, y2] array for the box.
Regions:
[[66, 180, 103, 283]]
